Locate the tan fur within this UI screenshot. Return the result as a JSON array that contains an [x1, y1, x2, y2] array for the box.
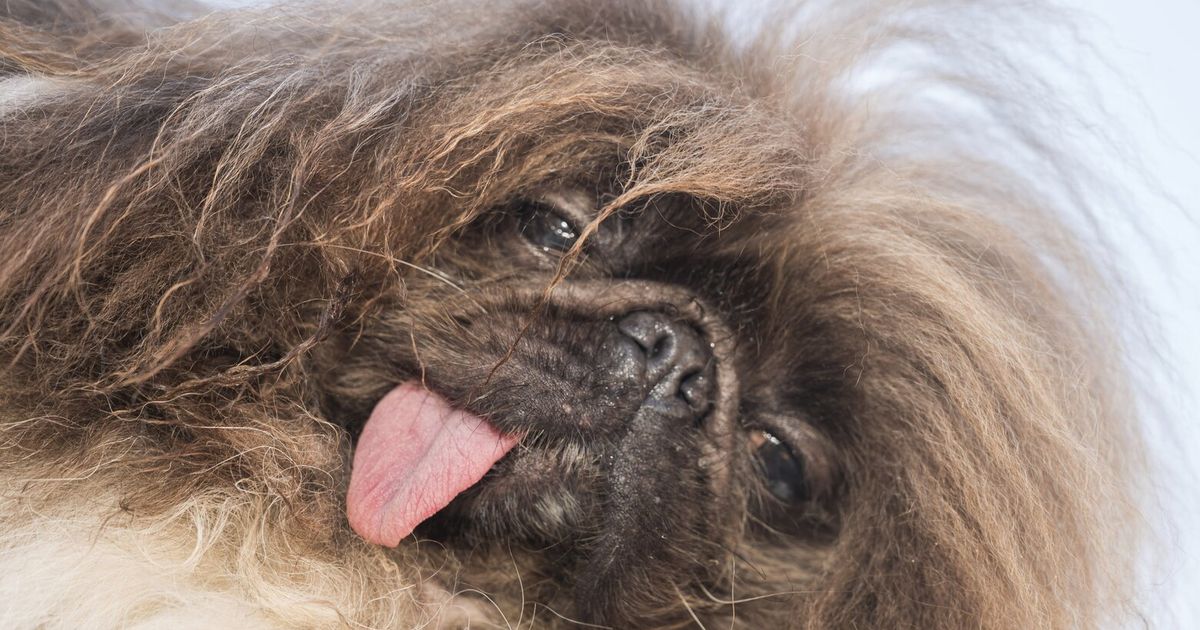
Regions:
[[0, 0, 1143, 627]]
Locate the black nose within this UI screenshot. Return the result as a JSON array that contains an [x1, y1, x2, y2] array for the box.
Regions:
[[617, 311, 714, 418]]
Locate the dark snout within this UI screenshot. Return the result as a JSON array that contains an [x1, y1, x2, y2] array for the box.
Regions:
[[615, 310, 715, 421]]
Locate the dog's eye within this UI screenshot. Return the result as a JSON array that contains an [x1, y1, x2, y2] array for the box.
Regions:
[[750, 429, 809, 504], [517, 201, 579, 253]]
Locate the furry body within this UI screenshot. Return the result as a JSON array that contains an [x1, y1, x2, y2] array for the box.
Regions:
[[0, 0, 1141, 628]]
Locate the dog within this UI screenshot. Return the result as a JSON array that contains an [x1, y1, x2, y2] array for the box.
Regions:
[[0, 0, 1143, 627]]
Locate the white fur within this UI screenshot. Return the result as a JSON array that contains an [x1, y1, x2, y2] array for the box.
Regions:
[[0, 502, 279, 628], [0, 490, 488, 629], [0, 76, 67, 117]]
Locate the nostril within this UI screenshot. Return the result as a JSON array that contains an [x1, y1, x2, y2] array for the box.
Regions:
[[616, 310, 715, 421], [679, 369, 712, 409], [648, 334, 673, 362], [650, 336, 666, 358]]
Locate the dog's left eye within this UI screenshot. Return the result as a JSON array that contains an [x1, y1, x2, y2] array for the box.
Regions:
[[518, 201, 579, 253], [750, 429, 809, 504]]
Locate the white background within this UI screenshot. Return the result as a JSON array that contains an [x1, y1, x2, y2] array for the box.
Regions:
[[196, 0, 1200, 625], [1083, 1, 1200, 626]]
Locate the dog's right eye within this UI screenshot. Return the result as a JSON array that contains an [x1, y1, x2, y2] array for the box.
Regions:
[[749, 429, 810, 505], [517, 201, 579, 253]]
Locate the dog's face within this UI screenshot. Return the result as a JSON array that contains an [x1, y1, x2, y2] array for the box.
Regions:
[[318, 182, 841, 622], [0, 0, 1140, 628]]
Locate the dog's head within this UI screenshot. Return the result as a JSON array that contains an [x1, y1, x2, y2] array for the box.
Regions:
[[0, 0, 1142, 627]]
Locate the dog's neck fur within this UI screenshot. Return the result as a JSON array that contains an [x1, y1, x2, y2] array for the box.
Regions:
[[0, 484, 502, 628]]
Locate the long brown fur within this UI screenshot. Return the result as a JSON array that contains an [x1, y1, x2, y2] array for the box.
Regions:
[[0, 0, 1143, 627]]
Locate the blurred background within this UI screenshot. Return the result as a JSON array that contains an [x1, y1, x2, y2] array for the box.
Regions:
[[1057, 1, 1200, 626], [196, 0, 1200, 625]]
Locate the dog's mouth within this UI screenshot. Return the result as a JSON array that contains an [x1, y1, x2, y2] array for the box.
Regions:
[[345, 380, 519, 547]]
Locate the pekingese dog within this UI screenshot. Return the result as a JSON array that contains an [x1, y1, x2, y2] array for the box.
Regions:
[[0, 0, 1143, 628]]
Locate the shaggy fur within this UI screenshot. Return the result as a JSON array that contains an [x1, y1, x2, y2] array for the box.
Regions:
[[0, 0, 1142, 627]]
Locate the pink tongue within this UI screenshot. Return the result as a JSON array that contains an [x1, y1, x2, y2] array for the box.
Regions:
[[346, 381, 518, 546]]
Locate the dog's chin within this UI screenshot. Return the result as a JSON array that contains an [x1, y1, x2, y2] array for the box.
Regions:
[[416, 444, 600, 547], [410, 398, 695, 550], [411, 411, 731, 627], [408, 390, 742, 625]]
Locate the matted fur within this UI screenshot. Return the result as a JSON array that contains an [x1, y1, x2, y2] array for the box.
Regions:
[[0, 0, 1143, 627]]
